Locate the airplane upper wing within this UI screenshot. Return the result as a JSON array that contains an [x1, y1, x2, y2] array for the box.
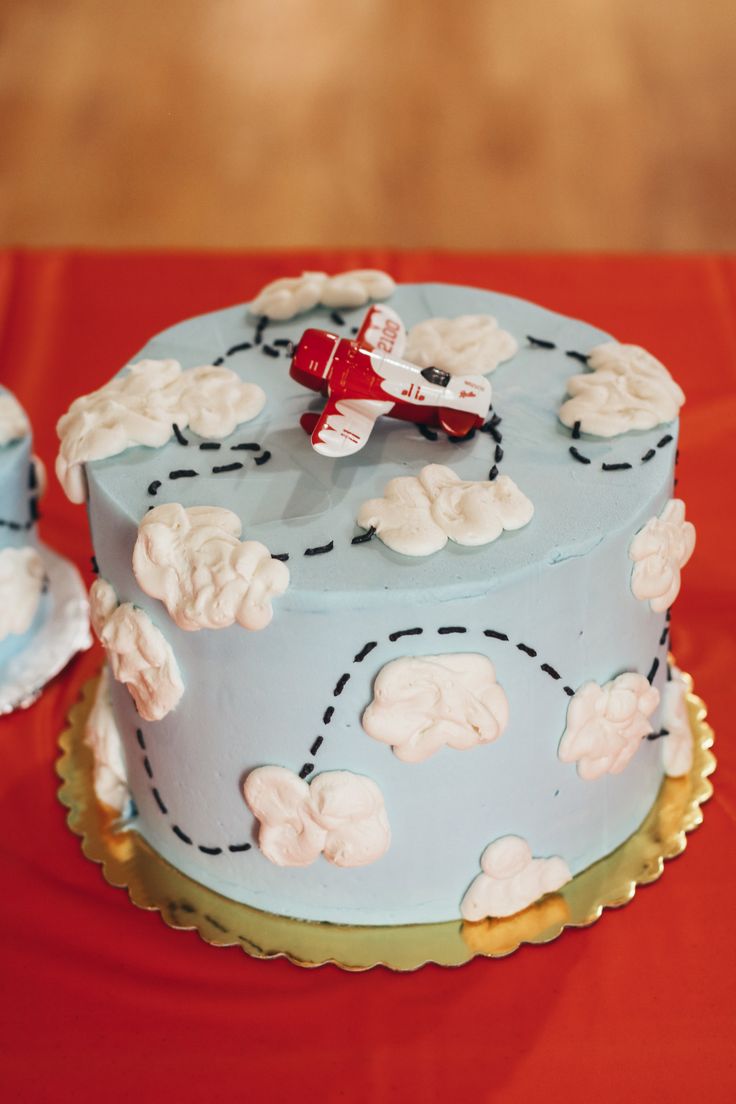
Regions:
[[311, 396, 395, 458], [356, 303, 407, 359]]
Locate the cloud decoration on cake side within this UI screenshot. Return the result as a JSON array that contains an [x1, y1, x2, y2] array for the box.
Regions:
[[461, 836, 572, 921], [133, 503, 289, 632], [404, 315, 518, 377], [558, 342, 685, 437], [660, 667, 693, 777], [55, 359, 266, 503], [0, 547, 44, 642], [243, 766, 390, 868], [558, 672, 660, 781], [362, 654, 509, 762], [249, 269, 396, 320], [629, 499, 695, 612], [84, 667, 129, 812], [89, 578, 184, 722], [357, 463, 533, 556], [0, 392, 30, 445]]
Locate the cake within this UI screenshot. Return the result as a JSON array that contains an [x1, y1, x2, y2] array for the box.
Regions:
[[57, 271, 696, 928], [0, 386, 48, 675]]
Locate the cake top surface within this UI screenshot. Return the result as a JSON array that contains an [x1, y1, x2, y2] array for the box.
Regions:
[[84, 282, 678, 609]]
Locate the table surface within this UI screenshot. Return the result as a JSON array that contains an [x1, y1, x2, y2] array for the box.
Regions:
[[1, 251, 734, 1103]]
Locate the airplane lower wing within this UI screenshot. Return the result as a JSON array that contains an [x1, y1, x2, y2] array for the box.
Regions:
[[311, 396, 395, 457]]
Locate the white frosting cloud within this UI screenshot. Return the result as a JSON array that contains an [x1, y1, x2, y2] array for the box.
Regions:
[[0, 393, 30, 445], [559, 342, 685, 437], [243, 765, 390, 868], [90, 578, 184, 722], [249, 269, 396, 321], [461, 836, 572, 921], [357, 463, 533, 556], [661, 667, 693, 777], [133, 503, 289, 632], [362, 654, 509, 762], [56, 359, 266, 503], [558, 672, 660, 780], [630, 499, 695, 612], [0, 546, 44, 642], [405, 315, 518, 377], [85, 667, 129, 812]]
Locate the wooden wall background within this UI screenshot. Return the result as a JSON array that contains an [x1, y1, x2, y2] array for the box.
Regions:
[[0, 0, 734, 250]]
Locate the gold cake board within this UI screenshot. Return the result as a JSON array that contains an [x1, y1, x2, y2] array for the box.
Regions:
[[57, 667, 715, 971]]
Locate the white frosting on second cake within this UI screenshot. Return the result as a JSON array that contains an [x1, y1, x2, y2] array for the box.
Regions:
[[0, 546, 44, 642], [461, 836, 572, 921]]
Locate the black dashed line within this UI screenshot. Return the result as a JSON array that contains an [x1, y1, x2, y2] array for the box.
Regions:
[[330, 310, 346, 326], [143, 757, 153, 779], [199, 442, 221, 451], [271, 552, 289, 562], [438, 626, 466, 635], [333, 673, 350, 696], [647, 656, 660, 684], [305, 541, 334, 556], [354, 641, 377, 662], [488, 464, 499, 481], [198, 845, 223, 856], [657, 434, 674, 448], [571, 421, 581, 440], [262, 345, 279, 358], [172, 825, 193, 845], [172, 423, 189, 446], [352, 526, 376, 545], [147, 480, 161, 497], [563, 686, 575, 696], [517, 643, 538, 657], [227, 341, 253, 357], [323, 706, 334, 725], [389, 627, 423, 642], [299, 763, 314, 779], [569, 446, 591, 465], [527, 335, 556, 349], [541, 663, 561, 680], [152, 788, 167, 814], [254, 451, 271, 466], [641, 449, 656, 462], [228, 843, 252, 853], [566, 350, 589, 364], [136, 728, 146, 749], [212, 462, 243, 474], [169, 469, 199, 480], [231, 442, 260, 451], [494, 444, 504, 463], [310, 736, 324, 756], [484, 630, 509, 641]]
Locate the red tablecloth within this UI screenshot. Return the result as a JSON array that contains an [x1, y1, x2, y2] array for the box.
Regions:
[[1, 252, 734, 1102]]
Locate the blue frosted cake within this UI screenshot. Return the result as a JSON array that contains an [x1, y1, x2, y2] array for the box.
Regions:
[[0, 387, 48, 675], [57, 272, 696, 926]]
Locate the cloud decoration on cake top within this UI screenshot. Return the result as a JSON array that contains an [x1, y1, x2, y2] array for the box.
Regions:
[[660, 667, 693, 778], [357, 463, 534, 556], [133, 503, 289, 632], [629, 498, 695, 612], [558, 342, 685, 437], [0, 392, 30, 445], [90, 578, 184, 722], [404, 315, 518, 377], [461, 835, 572, 921], [0, 546, 45, 643], [558, 672, 660, 781], [84, 667, 129, 812], [248, 269, 396, 321], [243, 765, 390, 868], [55, 359, 266, 503], [362, 654, 509, 762]]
